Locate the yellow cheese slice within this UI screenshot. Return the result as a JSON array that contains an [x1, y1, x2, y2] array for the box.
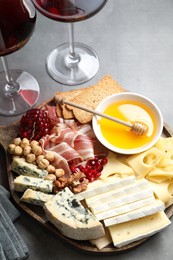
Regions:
[[100, 151, 134, 180], [147, 167, 173, 180], [108, 211, 171, 248], [125, 147, 163, 178], [148, 180, 173, 208]]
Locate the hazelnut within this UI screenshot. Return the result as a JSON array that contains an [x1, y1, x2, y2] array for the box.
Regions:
[[38, 158, 49, 169], [23, 145, 32, 156], [20, 138, 30, 148], [8, 144, 16, 154], [46, 165, 56, 174], [14, 146, 23, 156], [30, 140, 39, 147], [26, 153, 36, 163], [32, 145, 43, 156], [45, 174, 56, 181], [36, 155, 45, 163], [13, 137, 22, 146], [45, 151, 55, 162], [55, 168, 65, 178]]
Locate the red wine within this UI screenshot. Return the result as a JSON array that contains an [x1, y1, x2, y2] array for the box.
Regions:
[[32, 0, 107, 22], [0, 0, 36, 56]]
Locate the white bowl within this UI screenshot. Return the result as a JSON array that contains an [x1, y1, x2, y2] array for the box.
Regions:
[[92, 92, 163, 155]]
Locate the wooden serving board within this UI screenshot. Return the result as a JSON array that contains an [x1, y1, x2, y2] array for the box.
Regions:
[[0, 98, 173, 255]]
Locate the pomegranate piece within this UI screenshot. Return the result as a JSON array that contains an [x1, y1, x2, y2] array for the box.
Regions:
[[18, 108, 52, 140], [69, 156, 108, 182]]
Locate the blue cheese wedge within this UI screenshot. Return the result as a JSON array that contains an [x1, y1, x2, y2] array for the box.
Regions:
[[44, 187, 105, 240], [14, 175, 53, 193], [11, 157, 48, 179], [20, 189, 54, 206]]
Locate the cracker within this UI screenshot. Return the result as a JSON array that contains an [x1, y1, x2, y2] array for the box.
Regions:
[[55, 89, 83, 119], [69, 75, 125, 123], [54, 75, 125, 123]]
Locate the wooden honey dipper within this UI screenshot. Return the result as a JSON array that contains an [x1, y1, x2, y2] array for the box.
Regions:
[[56, 97, 148, 136]]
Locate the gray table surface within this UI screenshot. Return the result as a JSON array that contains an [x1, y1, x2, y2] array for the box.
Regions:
[[1, 0, 173, 259]]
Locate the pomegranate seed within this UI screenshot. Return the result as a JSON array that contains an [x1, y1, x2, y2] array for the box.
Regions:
[[69, 156, 108, 182], [18, 108, 52, 141], [101, 157, 108, 166]]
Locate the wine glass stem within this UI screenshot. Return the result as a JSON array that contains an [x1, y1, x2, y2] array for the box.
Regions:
[[1, 56, 20, 93], [66, 23, 80, 66]]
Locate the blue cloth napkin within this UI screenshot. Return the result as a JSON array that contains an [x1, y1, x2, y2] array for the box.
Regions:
[[0, 185, 30, 260]]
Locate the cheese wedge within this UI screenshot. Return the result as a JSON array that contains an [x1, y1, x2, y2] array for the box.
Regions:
[[108, 211, 171, 248], [44, 187, 105, 240], [20, 189, 54, 206], [104, 199, 165, 227], [14, 175, 53, 193], [11, 157, 48, 179]]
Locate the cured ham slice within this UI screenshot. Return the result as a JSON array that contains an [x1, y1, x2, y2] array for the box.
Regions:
[[48, 142, 83, 165], [39, 119, 96, 177], [49, 123, 95, 160]]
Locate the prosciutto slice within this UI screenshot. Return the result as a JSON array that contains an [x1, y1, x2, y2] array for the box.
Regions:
[[49, 123, 95, 160], [39, 118, 96, 177]]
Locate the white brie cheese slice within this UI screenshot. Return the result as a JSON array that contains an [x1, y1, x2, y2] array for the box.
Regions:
[[104, 200, 165, 227]]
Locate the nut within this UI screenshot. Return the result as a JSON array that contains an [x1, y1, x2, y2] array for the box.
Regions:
[[14, 146, 23, 156], [37, 158, 49, 169], [32, 145, 43, 156], [36, 155, 45, 163], [46, 165, 56, 174], [30, 140, 39, 147], [8, 144, 16, 154], [23, 145, 32, 156], [26, 153, 36, 163], [55, 168, 65, 178], [45, 174, 56, 181], [20, 138, 30, 148], [45, 151, 55, 162], [13, 137, 22, 146]]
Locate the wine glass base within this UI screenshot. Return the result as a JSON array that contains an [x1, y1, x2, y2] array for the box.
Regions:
[[0, 70, 40, 116], [46, 42, 99, 86]]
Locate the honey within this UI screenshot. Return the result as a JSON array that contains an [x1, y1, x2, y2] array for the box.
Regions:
[[99, 99, 157, 150]]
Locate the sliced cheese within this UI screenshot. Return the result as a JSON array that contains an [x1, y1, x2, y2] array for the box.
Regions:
[[90, 228, 112, 250], [104, 200, 165, 227], [148, 180, 173, 208], [125, 147, 163, 178], [20, 189, 54, 206], [90, 188, 154, 215], [95, 196, 155, 220], [75, 175, 136, 201], [85, 178, 150, 207], [108, 211, 171, 248], [100, 151, 134, 179], [14, 175, 53, 193], [11, 157, 48, 179], [44, 187, 105, 240]]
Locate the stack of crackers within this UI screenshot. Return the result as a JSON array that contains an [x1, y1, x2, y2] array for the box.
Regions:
[[54, 75, 125, 124]]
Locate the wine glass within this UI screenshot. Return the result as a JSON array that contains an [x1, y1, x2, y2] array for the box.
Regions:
[[32, 0, 108, 85], [0, 0, 40, 116]]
